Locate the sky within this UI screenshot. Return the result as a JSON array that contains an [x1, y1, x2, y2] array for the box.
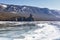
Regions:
[[0, 0, 60, 10]]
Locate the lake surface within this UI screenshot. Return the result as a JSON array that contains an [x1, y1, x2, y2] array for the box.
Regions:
[[0, 21, 60, 40]]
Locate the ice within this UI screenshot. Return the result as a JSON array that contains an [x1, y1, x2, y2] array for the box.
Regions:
[[20, 23, 60, 40], [0, 21, 60, 40], [0, 37, 13, 40]]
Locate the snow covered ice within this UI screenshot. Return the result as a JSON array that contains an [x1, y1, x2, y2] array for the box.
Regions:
[[0, 21, 60, 40]]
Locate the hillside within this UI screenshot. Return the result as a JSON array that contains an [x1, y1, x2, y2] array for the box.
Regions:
[[0, 3, 60, 21]]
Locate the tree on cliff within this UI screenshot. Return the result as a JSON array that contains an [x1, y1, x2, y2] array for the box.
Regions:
[[26, 14, 34, 21]]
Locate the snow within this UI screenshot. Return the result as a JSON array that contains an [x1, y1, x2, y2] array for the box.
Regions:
[[2, 5, 7, 8], [20, 23, 60, 40], [22, 7, 27, 10], [0, 21, 60, 40], [0, 4, 7, 8]]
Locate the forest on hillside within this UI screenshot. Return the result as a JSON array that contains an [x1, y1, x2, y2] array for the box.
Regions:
[[0, 14, 34, 21]]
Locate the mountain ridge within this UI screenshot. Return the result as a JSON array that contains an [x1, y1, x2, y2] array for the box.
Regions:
[[0, 3, 60, 21]]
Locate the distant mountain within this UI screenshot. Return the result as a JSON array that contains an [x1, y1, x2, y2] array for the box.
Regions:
[[0, 3, 60, 21]]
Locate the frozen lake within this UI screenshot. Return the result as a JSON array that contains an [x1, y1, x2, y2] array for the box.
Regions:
[[0, 21, 60, 40]]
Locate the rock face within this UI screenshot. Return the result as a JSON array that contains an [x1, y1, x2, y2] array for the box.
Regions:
[[0, 3, 60, 21]]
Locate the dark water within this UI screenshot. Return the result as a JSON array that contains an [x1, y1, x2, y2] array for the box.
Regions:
[[0, 21, 60, 40]]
